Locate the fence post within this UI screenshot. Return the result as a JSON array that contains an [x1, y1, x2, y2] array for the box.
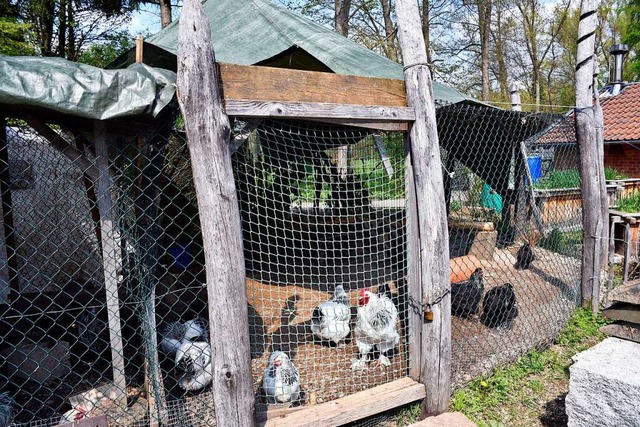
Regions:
[[575, 0, 605, 312], [396, 0, 451, 417], [176, 0, 255, 425], [0, 114, 19, 301]]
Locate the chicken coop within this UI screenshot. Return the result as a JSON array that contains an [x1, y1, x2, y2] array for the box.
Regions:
[[0, 1, 584, 426]]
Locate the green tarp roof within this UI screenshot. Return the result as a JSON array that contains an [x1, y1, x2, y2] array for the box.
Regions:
[[0, 56, 176, 120], [132, 0, 474, 106]]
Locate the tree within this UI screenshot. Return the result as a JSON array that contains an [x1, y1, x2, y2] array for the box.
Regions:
[[0, 0, 35, 55], [78, 31, 134, 67], [623, 0, 640, 79]]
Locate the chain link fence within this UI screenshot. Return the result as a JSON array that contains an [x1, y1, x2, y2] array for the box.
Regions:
[[0, 104, 585, 426]]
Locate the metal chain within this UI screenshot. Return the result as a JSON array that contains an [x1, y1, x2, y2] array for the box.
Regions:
[[408, 288, 451, 315]]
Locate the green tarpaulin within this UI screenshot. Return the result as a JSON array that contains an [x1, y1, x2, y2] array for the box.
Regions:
[[0, 56, 176, 120], [112, 0, 476, 107]]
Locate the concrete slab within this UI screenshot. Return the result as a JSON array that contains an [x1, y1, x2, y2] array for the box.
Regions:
[[566, 337, 640, 427]]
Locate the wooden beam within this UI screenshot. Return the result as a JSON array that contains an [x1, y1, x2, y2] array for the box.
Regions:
[[24, 116, 100, 181], [306, 118, 408, 132], [93, 120, 127, 406], [136, 36, 144, 64], [575, 0, 605, 311], [219, 63, 407, 107], [258, 378, 426, 427], [600, 322, 640, 343], [0, 115, 19, 299], [608, 280, 640, 305], [224, 100, 414, 122], [177, 1, 254, 426], [603, 303, 640, 324], [624, 222, 632, 283], [396, 0, 451, 417]]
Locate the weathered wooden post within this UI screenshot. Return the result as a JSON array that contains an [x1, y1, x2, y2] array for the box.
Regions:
[[396, 0, 451, 416], [176, 0, 255, 425], [575, 0, 605, 312]]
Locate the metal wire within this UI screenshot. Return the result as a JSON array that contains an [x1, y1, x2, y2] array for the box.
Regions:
[[0, 105, 604, 425]]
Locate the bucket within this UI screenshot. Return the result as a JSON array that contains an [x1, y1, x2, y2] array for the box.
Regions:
[[527, 155, 543, 183]]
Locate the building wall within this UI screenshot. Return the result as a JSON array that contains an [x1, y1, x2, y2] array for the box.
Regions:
[[605, 143, 640, 178]]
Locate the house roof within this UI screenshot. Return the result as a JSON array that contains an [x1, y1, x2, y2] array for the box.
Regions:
[[538, 82, 640, 145], [113, 0, 478, 107]]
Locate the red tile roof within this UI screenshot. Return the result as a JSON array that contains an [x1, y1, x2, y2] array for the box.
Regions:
[[537, 82, 640, 145]]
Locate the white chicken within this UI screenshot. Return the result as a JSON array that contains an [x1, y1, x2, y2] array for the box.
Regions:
[[160, 318, 208, 358], [175, 340, 213, 391], [351, 286, 399, 371], [0, 392, 14, 427], [262, 351, 301, 404], [310, 285, 351, 345]]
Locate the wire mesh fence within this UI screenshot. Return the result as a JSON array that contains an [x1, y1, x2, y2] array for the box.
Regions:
[[0, 104, 591, 426]]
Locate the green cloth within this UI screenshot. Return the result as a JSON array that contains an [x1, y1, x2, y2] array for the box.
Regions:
[[481, 183, 503, 213], [0, 56, 176, 120]]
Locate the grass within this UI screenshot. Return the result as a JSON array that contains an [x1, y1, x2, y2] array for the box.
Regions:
[[448, 309, 607, 427], [391, 309, 607, 426], [533, 167, 626, 190], [618, 191, 640, 213], [539, 228, 583, 258]]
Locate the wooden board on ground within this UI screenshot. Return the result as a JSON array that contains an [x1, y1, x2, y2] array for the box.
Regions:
[[408, 412, 476, 427], [259, 377, 425, 427], [603, 303, 640, 324], [607, 280, 640, 306], [600, 322, 640, 343], [56, 415, 108, 427]]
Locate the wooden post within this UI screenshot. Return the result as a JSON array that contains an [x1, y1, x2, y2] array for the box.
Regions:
[[177, 0, 255, 425], [135, 36, 144, 64], [623, 221, 632, 283], [93, 120, 127, 406], [509, 83, 522, 112], [0, 115, 19, 300], [396, 0, 451, 416], [575, 0, 604, 310]]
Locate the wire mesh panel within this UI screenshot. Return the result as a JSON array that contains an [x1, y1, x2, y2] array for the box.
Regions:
[[437, 104, 583, 388], [233, 119, 410, 407]]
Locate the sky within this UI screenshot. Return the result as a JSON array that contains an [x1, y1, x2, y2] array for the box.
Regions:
[[129, 4, 164, 37]]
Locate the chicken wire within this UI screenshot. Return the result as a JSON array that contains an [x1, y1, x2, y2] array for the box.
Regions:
[[0, 104, 587, 426]]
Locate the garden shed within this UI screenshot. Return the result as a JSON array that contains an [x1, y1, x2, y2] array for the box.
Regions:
[[0, 0, 583, 425]]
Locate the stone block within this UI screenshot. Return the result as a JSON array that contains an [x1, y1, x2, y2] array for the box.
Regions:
[[566, 337, 640, 427], [2, 340, 70, 384]]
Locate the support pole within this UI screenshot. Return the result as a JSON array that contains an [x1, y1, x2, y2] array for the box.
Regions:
[[177, 0, 255, 425], [396, 0, 451, 417], [94, 120, 127, 406], [575, 0, 604, 311], [0, 115, 19, 300]]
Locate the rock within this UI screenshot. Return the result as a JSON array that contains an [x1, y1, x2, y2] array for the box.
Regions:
[[566, 337, 640, 427]]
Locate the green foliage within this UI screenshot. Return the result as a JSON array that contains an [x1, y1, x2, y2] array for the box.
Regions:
[[450, 309, 607, 426], [618, 190, 640, 213], [0, 17, 35, 56], [534, 169, 580, 189], [539, 228, 582, 257], [624, 0, 640, 80], [78, 32, 134, 68], [605, 166, 628, 180]]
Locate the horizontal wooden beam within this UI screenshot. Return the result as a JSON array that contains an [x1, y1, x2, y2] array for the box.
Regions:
[[219, 63, 407, 107], [257, 377, 426, 427], [225, 100, 414, 122]]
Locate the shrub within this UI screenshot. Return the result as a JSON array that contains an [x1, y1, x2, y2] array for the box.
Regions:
[[618, 191, 640, 213]]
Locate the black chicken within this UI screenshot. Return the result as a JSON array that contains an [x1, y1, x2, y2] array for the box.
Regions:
[[480, 283, 518, 329], [514, 243, 535, 270], [451, 268, 484, 318]]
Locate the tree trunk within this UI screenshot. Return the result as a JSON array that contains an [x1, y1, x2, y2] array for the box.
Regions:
[[575, 0, 603, 312], [177, 0, 255, 425], [477, 0, 493, 101], [593, 60, 608, 311], [381, 0, 397, 60], [421, 0, 432, 65], [56, 0, 66, 58], [334, 0, 351, 36], [159, 0, 172, 28], [396, 0, 451, 417]]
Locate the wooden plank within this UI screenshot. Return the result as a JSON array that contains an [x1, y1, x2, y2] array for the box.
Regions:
[[448, 219, 494, 232], [396, 0, 451, 416], [261, 378, 426, 427], [93, 120, 127, 406], [306, 118, 408, 132], [608, 217, 618, 286], [603, 303, 640, 324], [0, 115, 19, 299], [225, 100, 415, 122], [409, 412, 476, 427], [608, 281, 640, 305], [219, 63, 407, 108], [177, 2, 255, 426], [374, 134, 394, 179], [600, 321, 640, 343], [406, 136, 422, 382], [136, 36, 144, 63]]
